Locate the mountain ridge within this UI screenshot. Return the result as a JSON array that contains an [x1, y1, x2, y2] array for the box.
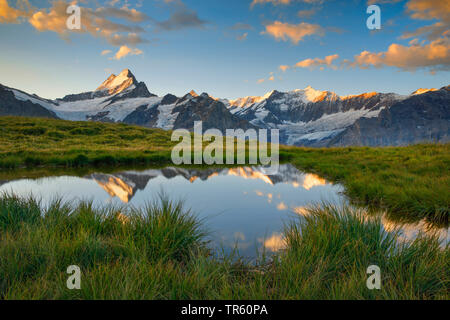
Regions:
[[0, 69, 448, 147]]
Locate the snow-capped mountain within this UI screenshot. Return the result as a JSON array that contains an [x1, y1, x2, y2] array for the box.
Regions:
[[0, 69, 254, 132], [49, 69, 159, 122], [331, 86, 450, 146], [0, 69, 448, 147], [224, 87, 412, 146], [122, 89, 255, 132], [96, 69, 140, 95], [85, 164, 327, 203]]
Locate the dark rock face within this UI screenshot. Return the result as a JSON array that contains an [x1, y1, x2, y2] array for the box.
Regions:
[[86, 111, 116, 123], [330, 86, 450, 146], [161, 94, 178, 105], [171, 94, 257, 132], [122, 93, 257, 132], [0, 85, 58, 118], [122, 104, 160, 127], [57, 90, 107, 102]]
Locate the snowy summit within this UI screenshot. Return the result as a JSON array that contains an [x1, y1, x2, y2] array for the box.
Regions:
[[96, 69, 138, 95]]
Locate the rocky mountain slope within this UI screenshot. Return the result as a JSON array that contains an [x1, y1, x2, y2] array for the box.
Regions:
[[330, 86, 450, 146], [0, 69, 448, 147], [224, 87, 414, 146], [0, 85, 58, 118], [123, 90, 255, 132]]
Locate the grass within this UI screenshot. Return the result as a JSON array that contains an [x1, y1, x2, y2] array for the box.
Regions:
[[0, 115, 448, 224], [277, 204, 449, 299], [0, 194, 448, 300], [282, 144, 450, 224], [0, 116, 174, 169]]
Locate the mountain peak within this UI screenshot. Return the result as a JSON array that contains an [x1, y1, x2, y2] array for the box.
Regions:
[[293, 86, 329, 102], [262, 90, 277, 99], [189, 90, 199, 97], [96, 69, 138, 95], [412, 88, 437, 95], [341, 92, 379, 100], [118, 68, 135, 78]]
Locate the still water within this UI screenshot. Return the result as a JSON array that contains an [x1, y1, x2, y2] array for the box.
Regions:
[[0, 164, 447, 257]]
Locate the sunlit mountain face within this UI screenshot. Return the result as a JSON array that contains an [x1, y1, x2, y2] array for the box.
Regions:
[[87, 164, 331, 202], [89, 173, 148, 203]]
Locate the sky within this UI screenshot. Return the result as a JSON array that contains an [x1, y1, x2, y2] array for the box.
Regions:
[[0, 0, 449, 99]]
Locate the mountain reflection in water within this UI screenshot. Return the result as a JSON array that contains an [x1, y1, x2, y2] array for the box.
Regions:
[[87, 165, 329, 204], [0, 164, 447, 257]]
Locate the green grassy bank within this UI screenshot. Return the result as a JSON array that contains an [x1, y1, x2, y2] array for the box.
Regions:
[[0, 116, 174, 168], [0, 195, 448, 300]]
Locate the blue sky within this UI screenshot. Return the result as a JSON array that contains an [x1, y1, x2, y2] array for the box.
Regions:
[[0, 0, 448, 99]]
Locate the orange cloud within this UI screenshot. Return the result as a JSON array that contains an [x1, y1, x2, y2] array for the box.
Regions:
[[401, 22, 448, 41], [262, 21, 324, 44], [0, 0, 30, 23], [295, 54, 339, 70], [251, 0, 323, 6], [346, 37, 450, 72], [367, 0, 402, 4], [298, 8, 317, 18], [28, 1, 70, 34], [339, 0, 450, 74], [279, 65, 290, 72], [2, 0, 149, 48], [402, 0, 450, 40], [95, 6, 148, 23], [406, 0, 450, 21], [257, 72, 277, 84], [251, 0, 292, 7], [112, 45, 143, 60]]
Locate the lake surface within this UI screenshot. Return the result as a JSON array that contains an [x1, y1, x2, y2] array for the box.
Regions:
[[0, 164, 447, 258]]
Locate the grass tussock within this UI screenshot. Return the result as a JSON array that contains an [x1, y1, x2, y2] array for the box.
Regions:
[[276, 204, 449, 299], [0, 195, 448, 300]]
